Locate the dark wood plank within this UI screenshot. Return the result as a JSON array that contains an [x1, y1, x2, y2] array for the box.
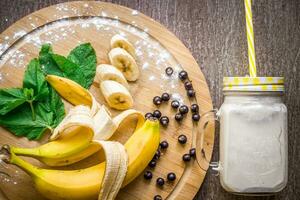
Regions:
[[0, 0, 299, 200]]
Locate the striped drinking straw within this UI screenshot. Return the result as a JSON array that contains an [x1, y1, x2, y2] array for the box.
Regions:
[[244, 0, 257, 77]]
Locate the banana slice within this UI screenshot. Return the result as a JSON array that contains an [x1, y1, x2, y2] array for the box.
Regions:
[[108, 48, 139, 81], [110, 34, 136, 58], [100, 80, 133, 110], [96, 64, 129, 88]]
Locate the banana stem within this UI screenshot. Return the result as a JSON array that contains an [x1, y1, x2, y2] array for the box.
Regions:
[[9, 152, 39, 177], [0, 145, 39, 177], [11, 146, 39, 157]]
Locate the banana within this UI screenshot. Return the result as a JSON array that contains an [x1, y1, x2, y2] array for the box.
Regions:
[[96, 64, 129, 88], [46, 75, 93, 107], [46, 75, 100, 115], [108, 48, 139, 81], [40, 142, 101, 167], [11, 105, 144, 166], [100, 80, 133, 110], [1, 119, 160, 200], [110, 34, 136, 58]]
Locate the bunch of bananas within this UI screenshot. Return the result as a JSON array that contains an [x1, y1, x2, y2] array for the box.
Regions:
[[1, 67, 160, 200], [97, 34, 139, 110]]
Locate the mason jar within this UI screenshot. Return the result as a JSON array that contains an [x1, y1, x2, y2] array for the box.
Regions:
[[208, 77, 288, 195]]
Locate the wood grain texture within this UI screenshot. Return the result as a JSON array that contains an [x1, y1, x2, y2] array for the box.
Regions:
[[0, 0, 299, 200]]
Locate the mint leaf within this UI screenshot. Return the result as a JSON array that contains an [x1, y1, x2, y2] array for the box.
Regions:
[[67, 43, 97, 89], [0, 88, 27, 115], [23, 59, 49, 101], [39, 44, 64, 77], [0, 104, 50, 140], [45, 86, 65, 127], [39, 43, 97, 89], [0, 86, 65, 140], [0, 57, 65, 140], [51, 54, 85, 86]]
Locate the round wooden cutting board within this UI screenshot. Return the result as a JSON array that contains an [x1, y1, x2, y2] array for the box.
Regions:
[[0, 2, 214, 200]]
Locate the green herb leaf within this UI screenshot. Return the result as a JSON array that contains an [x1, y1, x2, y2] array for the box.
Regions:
[[0, 86, 65, 140], [39, 44, 64, 77], [0, 88, 27, 115], [51, 54, 85, 86], [67, 43, 97, 89], [45, 86, 65, 127], [0, 104, 50, 140], [39, 43, 97, 89], [0, 57, 65, 140], [23, 59, 49, 101]]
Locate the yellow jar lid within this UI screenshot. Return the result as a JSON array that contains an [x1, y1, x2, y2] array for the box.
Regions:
[[223, 77, 284, 92]]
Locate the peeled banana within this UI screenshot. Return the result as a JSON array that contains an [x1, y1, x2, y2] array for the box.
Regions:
[[96, 64, 129, 88], [11, 105, 144, 166], [2, 119, 160, 200], [110, 34, 136, 58], [100, 80, 133, 110], [108, 48, 139, 81]]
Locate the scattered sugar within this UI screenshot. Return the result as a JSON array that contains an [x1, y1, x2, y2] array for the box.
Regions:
[[149, 75, 156, 81], [13, 30, 27, 39], [0, 16, 185, 104], [30, 23, 37, 28], [131, 10, 138, 16], [142, 62, 149, 69], [101, 11, 108, 17], [171, 93, 184, 104]]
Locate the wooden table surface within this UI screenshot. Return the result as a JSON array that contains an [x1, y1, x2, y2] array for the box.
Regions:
[[0, 0, 299, 200]]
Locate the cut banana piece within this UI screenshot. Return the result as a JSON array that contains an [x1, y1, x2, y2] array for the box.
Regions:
[[100, 80, 133, 110], [110, 34, 136, 58], [96, 64, 129, 88], [46, 75, 93, 107], [46, 75, 100, 115], [108, 48, 139, 81]]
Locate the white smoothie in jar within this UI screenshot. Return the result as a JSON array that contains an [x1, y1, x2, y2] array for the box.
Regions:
[[217, 77, 288, 194]]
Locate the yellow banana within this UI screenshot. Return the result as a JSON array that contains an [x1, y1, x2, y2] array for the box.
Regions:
[[2, 119, 160, 200], [36, 142, 101, 167], [11, 106, 144, 166], [11, 126, 93, 159], [46, 75, 93, 107]]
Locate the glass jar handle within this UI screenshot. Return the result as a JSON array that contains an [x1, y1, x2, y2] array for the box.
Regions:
[[195, 108, 221, 175]]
